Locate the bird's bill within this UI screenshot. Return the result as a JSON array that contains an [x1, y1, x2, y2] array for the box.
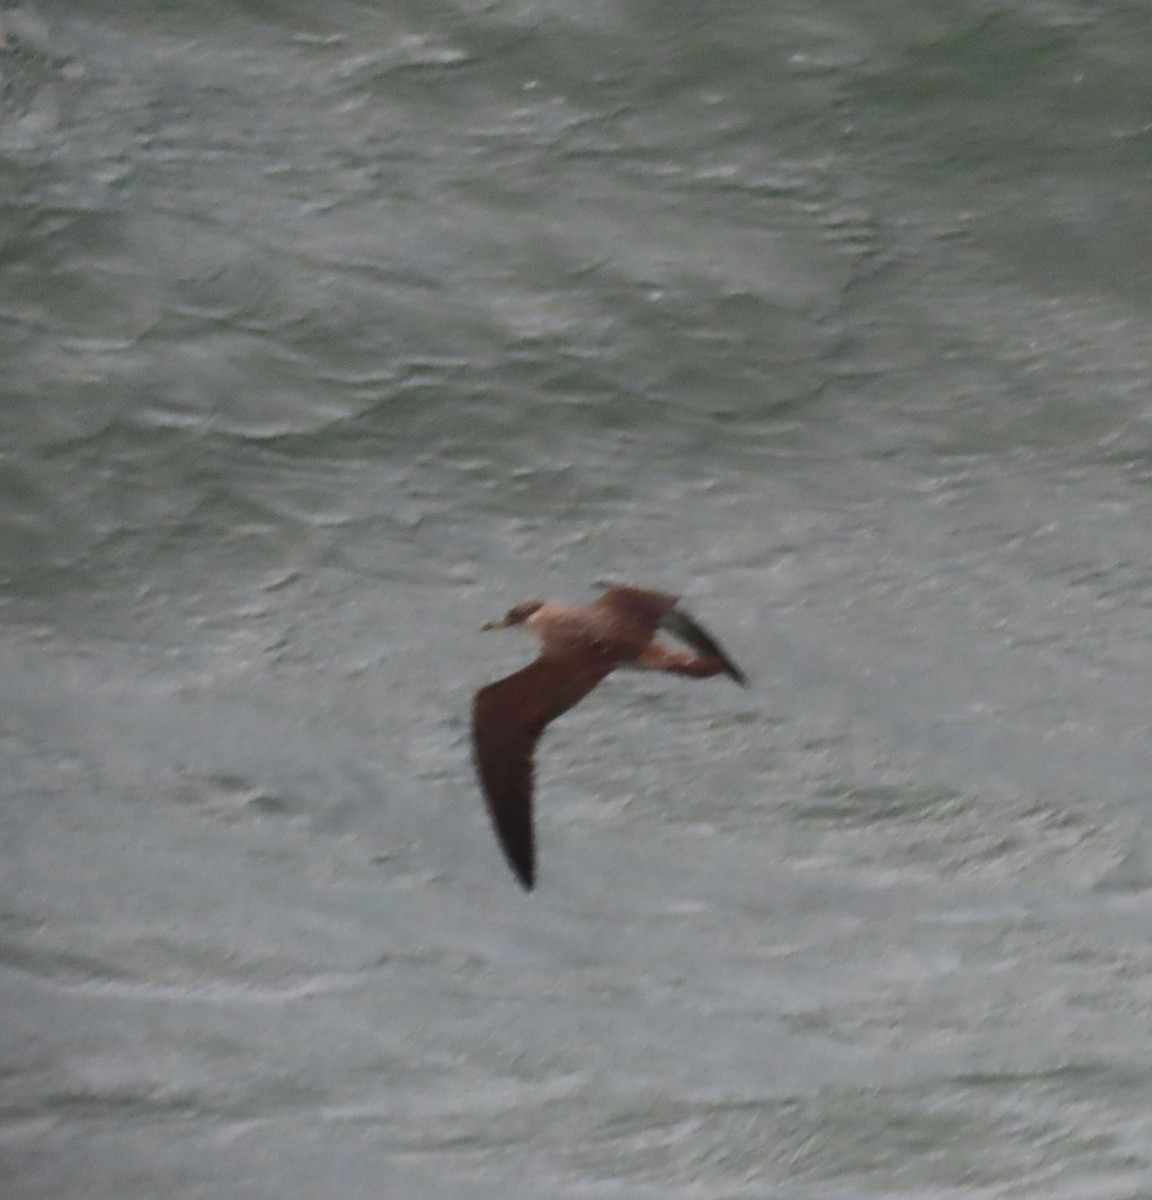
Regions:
[[481, 616, 510, 631]]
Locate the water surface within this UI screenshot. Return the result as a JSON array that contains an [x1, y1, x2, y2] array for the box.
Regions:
[[5, 1, 1152, 1196]]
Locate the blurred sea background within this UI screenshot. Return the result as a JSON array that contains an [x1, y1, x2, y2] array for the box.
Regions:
[[6, 1, 1152, 1196]]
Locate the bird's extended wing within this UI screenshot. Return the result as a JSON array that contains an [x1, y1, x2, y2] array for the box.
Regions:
[[593, 584, 680, 641], [472, 655, 614, 890], [661, 608, 748, 686]]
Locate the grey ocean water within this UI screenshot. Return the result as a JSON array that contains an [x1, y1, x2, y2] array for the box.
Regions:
[[5, 1, 1152, 1196]]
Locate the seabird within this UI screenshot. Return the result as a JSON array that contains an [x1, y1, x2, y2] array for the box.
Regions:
[[472, 584, 747, 890]]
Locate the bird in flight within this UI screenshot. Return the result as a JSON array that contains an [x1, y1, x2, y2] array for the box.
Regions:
[[472, 583, 747, 890]]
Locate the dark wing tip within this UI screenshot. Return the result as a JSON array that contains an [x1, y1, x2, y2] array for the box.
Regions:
[[475, 768, 536, 892], [502, 836, 535, 891], [497, 816, 535, 890], [661, 607, 749, 687]]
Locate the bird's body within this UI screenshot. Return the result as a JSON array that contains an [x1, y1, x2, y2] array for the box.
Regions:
[[472, 584, 746, 889]]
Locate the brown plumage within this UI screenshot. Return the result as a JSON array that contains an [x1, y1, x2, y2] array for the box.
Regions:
[[472, 584, 747, 890]]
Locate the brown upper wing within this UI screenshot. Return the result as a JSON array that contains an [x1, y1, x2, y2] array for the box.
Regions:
[[472, 655, 613, 890], [592, 585, 680, 641]]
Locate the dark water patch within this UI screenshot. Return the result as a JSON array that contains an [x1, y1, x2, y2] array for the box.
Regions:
[[562, 1086, 1041, 1191], [954, 1061, 1152, 1102], [19, 1086, 203, 1122], [0, 944, 139, 987], [14, 1075, 337, 1125], [796, 779, 967, 826], [1092, 845, 1152, 893], [168, 769, 300, 825]]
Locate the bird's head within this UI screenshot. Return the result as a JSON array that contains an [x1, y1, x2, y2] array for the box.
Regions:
[[482, 600, 544, 631]]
